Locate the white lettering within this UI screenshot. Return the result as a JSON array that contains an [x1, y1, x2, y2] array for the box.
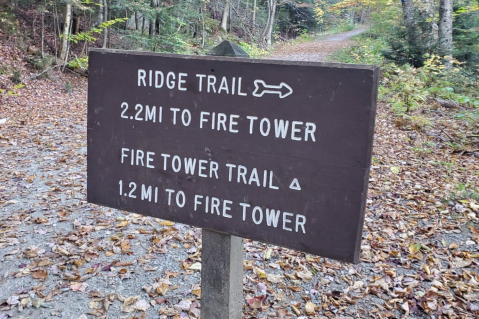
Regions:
[[138, 69, 146, 86], [155, 71, 164, 88], [252, 206, 263, 224], [283, 212, 293, 231], [247, 116, 258, 134], [240, 202, 251, 221], [178, 73, 187, 91], [196, 74, 206, 91], [265, 209, 280, 227], [291, 121, 303, 141], [166, 72, 176, 89]]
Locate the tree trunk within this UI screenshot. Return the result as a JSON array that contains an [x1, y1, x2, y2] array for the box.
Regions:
[[102, 0, 108, 48], [252, 0, 256, 27], [419, 0, 435, 50], [32, 11, 36, 39], [53, 5, 58, 62], [155, 9, 160, 35], [149, 0, 156, 38], [228, 0, 232, 32], [401, 0, 422, 65], [439, 0, 453, 69], [201, 6, 205, 47], [41, 8, 44, 58], [261, 0, 271, 43], [220, 0, 230, 32], [265, 0, 276, 46], [97, 0, 103, 26], [60, 3, 72, 61]]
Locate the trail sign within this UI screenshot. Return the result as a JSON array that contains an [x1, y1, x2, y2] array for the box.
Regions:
[[87, 49, 379, 263]]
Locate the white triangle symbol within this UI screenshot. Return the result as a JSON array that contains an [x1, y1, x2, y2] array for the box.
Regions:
[[289, 178, 301, 191]]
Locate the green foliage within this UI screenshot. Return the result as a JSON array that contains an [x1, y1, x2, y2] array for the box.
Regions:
[[331, 28, 479, 117], [67, 18, 127, 70], [329, 37, 385, 65], [0, 64, 8, 75], [68, 18, 128, 44], [411, 140, 436, 156], [384, 66, 427, 113], [418, 55, 479, 108], [68, 56, 89, 70], [238, 42, 269, 58], [277, 0, 320, 37], [456, 109, 479, 127], [450, 182, 479, 201], [0, 83, 25, 96], [27, 55, 55, 71], [453, 0, 479, 69], [64, 81, 73, 93], [0, 7, 17, 37], [10, 69, 22, 84], [124, 31, 192, 54], [336, 21, 355, 32]]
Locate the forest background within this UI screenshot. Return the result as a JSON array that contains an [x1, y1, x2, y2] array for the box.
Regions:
[[0, 0, 478, 120]]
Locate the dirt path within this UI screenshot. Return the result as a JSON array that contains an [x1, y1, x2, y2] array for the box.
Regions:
[[269, 28, 366, 62]]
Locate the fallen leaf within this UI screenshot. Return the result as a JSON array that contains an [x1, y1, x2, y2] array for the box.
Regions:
[[291, 305, 301, 315], [188, 262, 201, 271], [246, 296, 263, 309], [157, 282, 169, 296], [32, 269, 48, 280], [133, 299, 150, 311], [390, 166, 400, 174], [305, 301, 315, 314]]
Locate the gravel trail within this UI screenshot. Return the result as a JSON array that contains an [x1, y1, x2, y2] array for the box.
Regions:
[[269, 28, 366, 62]]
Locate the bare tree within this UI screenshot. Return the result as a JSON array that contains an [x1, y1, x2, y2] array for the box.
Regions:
[[401, 0, 423, 64], [252, 0, 256, 28], [60, 2, 72, 61], [102, 0, 108, 48], [149, 0, 156, 37], [97, 0, 103, 26], [439, 0, 453, 69], [418, 0, 435, 48], [262, 0, 277, 46], [40, 6, 44, 58], [220, 0, 230, 32]]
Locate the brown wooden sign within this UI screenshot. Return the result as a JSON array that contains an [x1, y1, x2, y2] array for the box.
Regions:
[[87, 49, 379, 263]]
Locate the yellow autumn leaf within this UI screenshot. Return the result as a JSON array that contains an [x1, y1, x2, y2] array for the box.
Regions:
[[305, 301, 315, 314], [470, 202, 479, 212], [156, 282, 169, 296], [390, 166, 400, 174], [117, 220, 129, 227], [253, 267, 266, 279], [192, 289, 201, 298]]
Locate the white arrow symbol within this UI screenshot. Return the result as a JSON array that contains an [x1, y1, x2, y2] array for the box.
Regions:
[[252, 80, 293, 99]]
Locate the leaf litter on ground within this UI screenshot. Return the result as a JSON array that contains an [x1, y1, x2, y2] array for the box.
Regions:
[[1, 28, 479, 319]]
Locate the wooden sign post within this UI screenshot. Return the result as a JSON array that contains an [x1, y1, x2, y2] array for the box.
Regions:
[[201, 230, 243, 318], [200, 41, 248, 319], [87, 43, 379, 317]]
